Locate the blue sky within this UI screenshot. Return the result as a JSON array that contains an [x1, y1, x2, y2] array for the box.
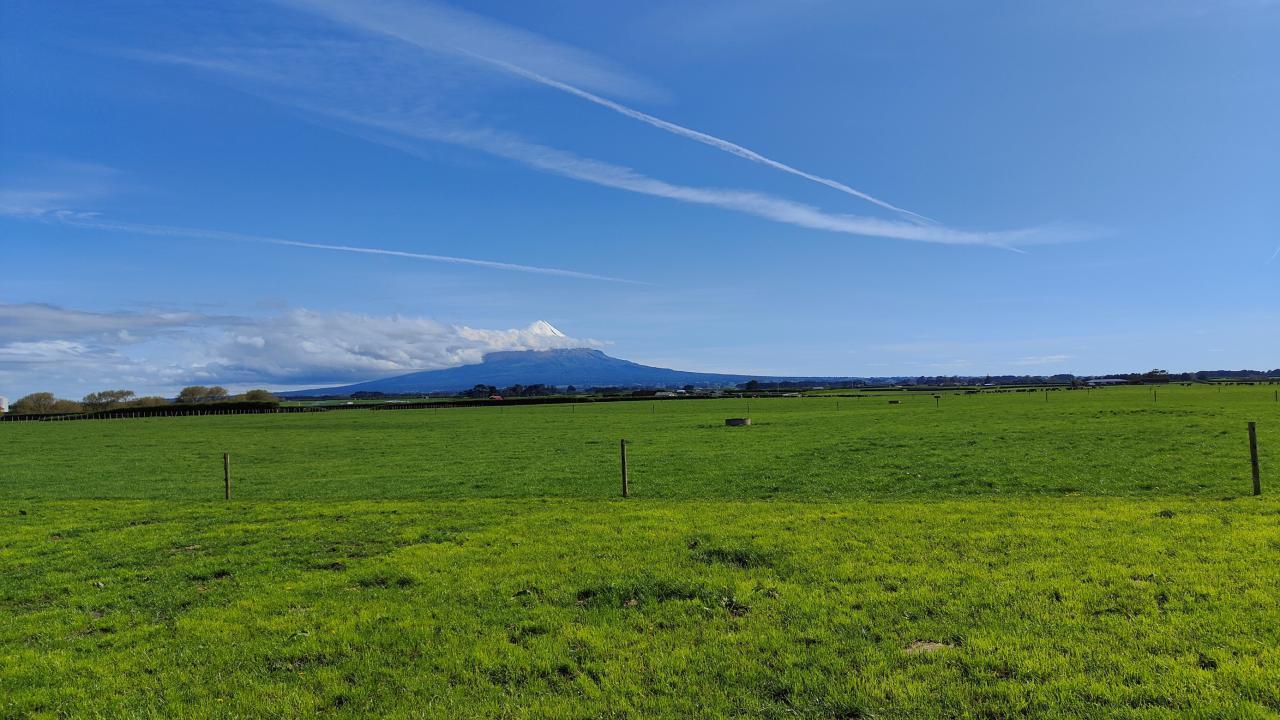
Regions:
[[2, 0, 1277, 397]]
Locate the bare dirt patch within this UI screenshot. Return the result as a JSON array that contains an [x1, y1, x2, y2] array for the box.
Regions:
[[903, 641, 952, 655]]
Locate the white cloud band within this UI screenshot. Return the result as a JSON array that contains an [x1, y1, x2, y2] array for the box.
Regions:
[[0, 303, 598, 396]]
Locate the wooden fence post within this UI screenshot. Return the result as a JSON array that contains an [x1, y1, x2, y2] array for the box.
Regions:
[[223, 453, 231, 500], [1249, 422, 1261, 496], [620, 439, 629, 498]]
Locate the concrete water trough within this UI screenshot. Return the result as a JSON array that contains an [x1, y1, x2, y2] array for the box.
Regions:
[[725, 418, 752, 426]]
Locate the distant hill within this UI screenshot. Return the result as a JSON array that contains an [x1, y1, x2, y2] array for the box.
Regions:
[[277, 346, 1280, 398], [281, 348, 845, 396]]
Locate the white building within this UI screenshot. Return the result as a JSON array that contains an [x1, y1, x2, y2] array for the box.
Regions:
[[0, 396, 8, 413]]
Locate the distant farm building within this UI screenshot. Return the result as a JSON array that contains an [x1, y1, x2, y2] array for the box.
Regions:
[[1086, 379, 1128, 386]]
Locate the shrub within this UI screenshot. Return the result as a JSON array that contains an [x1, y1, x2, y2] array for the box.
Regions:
[[239, 389, 279, 404], [176, 386, 230, 403], [128, 396, 171, 408], [82, 390, 136, 411], [10, 392, 83, 414]]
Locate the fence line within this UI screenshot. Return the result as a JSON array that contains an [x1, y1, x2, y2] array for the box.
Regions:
[[0, 405, 327, 422]]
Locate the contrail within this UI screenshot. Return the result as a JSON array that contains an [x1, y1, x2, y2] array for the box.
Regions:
[[118, 54, 1042, 248], [316, 109, 1043, 248], [47, 212, 643, 284], [466, 51, 935, 224], [1268, 243, 1280, 264], [283, 0, 932, 223]]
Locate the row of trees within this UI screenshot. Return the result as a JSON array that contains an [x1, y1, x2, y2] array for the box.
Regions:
[[176, 386, 230, 403], [460, 383, 574, 398], [82, 390, 168, 411], [7, 387, 279, 414], [734, 368, 1280, 391]]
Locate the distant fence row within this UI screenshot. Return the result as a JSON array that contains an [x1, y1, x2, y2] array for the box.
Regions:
[[0, 394, 727, 422], [0, 402, 324, 422]]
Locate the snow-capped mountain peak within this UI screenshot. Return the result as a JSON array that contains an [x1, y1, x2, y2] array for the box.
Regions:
[[527, 320, 567, 338]]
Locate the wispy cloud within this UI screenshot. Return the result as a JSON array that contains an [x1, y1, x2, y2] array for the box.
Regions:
[[0, 340, 100, 365], [135, 47, 1059, 249], [1268, 243, 1280, 264], [4, 206, 642, 284], [278, 0, 661, 101], [0, 190, 79, 218], [319, 111, 1053, 248], [0, 302, 219, 342], [0, 161, 123, 217], [283, 0, 928, 221], [127, 7, 1083, 251]]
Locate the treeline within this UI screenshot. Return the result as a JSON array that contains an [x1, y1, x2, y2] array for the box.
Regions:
[[7, 386, 279, 415], [457, 383, 572, 398], [1080, 369, 1280, 384], [739, 368, 1280, 390]]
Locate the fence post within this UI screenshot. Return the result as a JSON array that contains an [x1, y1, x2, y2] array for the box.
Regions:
[[620, 439, 629, 498], [1249, 422, 1261, 496], [224, 453, 231, 500]]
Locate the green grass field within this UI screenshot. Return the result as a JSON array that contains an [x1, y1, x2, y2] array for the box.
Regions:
[[3, 386, 1278, 718]]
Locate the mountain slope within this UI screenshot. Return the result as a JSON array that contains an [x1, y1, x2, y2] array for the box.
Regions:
[[282, 348, 840, 395]]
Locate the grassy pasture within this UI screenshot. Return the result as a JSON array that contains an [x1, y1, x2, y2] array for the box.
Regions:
[[2, 385, 1275, 501], [2, 385, 1279, 718]]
